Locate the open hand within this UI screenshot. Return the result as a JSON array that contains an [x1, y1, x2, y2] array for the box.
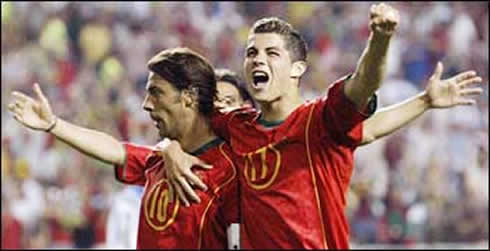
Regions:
[[8, 83, 57, 131], [154, 140, 212, 207], [425, 62, 484, 108]]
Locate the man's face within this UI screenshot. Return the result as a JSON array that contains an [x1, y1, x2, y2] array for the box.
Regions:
[[243, 32, 295, 103], [215, 80, 245, 109], [142, 72, 185, 140]]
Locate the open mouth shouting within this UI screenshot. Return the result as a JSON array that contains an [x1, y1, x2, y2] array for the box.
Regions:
[[150, 115, 162, 130], [251, 70, 270, 90]]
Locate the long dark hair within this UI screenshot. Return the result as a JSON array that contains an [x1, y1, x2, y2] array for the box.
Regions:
[[147, 47, 217, 116]]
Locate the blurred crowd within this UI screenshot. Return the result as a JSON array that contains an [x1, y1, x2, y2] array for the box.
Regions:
[[1, 2, 488, 248]]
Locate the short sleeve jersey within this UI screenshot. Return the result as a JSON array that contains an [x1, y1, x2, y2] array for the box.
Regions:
[[114, 138, 238, 249], [211, 75, 376, 249]]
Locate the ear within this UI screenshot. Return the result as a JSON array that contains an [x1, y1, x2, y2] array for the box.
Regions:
[[181, 87, 198, 108], [290, 61, 307, 79]]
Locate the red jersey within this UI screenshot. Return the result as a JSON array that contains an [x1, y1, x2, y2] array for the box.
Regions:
[[114, 138, 238, 249], [211, 76, 376, 249]]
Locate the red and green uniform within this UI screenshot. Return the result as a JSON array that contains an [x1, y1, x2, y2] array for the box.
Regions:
[[212, 76, 376, 249], [114, 138, 238, 249]]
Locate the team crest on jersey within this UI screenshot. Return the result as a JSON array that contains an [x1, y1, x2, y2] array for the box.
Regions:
[[143, 179, 179, 231], [243, 144, 281, 190]]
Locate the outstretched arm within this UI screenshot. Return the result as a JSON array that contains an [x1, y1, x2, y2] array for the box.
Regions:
[[8, 83, 125, 165], [361, 62, 483, 145], [344, 3, 400, 109]]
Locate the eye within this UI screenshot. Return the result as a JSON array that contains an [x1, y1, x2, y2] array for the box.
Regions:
[[246, 50, 256, 57], [148, 87, 161, 97], [268, 51, 279, 56]]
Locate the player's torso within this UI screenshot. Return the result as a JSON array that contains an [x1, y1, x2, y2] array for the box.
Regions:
[[229, 103, 353, 249], [137, 142, 237, 249]]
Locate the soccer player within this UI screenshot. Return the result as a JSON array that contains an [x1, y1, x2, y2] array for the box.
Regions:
[[7, 47, 239, 249], [215, 68, 255, 110], [102, 68, 250, 249], [159, 3, 483, 249], [152, 68, 253, 207]]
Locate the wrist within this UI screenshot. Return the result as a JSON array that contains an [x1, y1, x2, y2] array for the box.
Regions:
[[371, 30, 393, 43], [45, 116, 58, 133], [166, 140, 183, 155], [419, 91, 432, 110]]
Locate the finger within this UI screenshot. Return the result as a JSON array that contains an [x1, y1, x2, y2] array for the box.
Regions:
[[371, 16, 383, 25], [153, 150, 164, 157], [455, 98, 476, 106], [184, 171, 208, 191], [9, 109, 26, 126], [12, 91, 35, 104], [386, 9, 399, 23], [431, 62, 444, 80], [194, 158, 213, 169], [173, 179, 190, 207], [33, 83, 49, 106], [457, 76, 482, 88], [177, 176, 201, 203], [167, 180, 174, 203], [7, 103, 17, 113], [14, 100, 25, 110], [371, 16, 396, 33], [8, 103, 22, 115], [460, 88, 483, 96], [370, 5, 378, 19], [9, 111, 22, 123], [384, 19, 397, 30], [379, 22, 396, 34], [453, 71, 477, 83]]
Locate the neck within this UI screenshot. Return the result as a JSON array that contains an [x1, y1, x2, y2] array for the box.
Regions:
[[258, 86, 304, 122], [177, 115, 217, 153]]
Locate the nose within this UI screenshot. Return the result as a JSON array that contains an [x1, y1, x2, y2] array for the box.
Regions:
[[252, 52, 266, 67], [215, 100, 224, 108], [142, 94, 153, 112]]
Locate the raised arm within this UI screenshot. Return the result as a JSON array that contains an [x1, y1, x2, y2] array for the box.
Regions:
[[361, 62, 484, 145], [8, 83, 125, 165], [344, 3, 400, 109]]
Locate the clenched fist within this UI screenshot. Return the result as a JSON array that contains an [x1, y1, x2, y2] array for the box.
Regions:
[[369, 3, 400, 36]]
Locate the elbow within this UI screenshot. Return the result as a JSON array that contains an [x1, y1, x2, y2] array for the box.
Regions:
[[347, 72, 382, 106]]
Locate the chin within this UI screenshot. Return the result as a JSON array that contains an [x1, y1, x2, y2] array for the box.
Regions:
[[252, 92, 277, 104], [158, 131, 168, 140]]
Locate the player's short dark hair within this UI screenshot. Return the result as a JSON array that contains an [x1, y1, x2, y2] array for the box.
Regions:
[[147, 47, 217, 116], [215, 68, 255, 108], [251, 17, 308, 62]]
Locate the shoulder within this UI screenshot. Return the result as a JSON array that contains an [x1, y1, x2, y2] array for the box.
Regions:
[[325, 74, 352, 98], [215, 106, 260, 122]]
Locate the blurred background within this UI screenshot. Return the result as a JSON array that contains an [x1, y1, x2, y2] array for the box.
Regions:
[[1, 1, 488, 249]]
